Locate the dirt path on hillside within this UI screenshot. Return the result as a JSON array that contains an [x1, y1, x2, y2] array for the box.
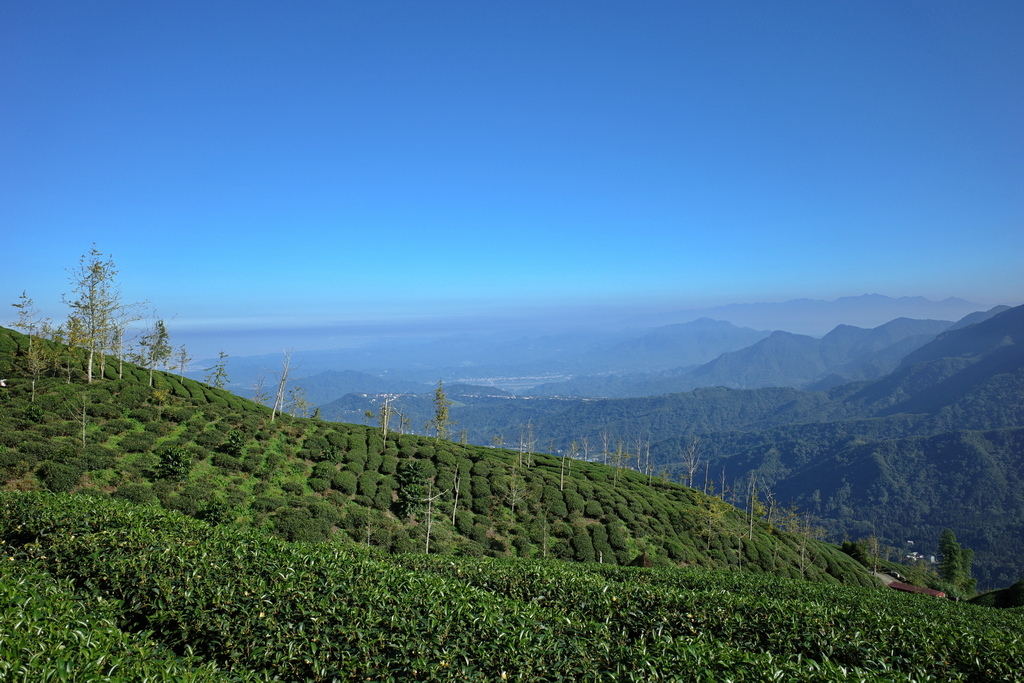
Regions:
[[872, 570, 896, 585]]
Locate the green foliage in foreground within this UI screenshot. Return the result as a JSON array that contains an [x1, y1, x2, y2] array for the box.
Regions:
[[3, 493, 1023, 682], [0, 561, 252, 682]]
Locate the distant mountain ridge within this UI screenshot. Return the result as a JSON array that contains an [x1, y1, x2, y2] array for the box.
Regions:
[[899, 303, 1024, 367], [530, 315, 963, 397], [685, 317, 954, 391], [195, 294, 1001, 401], [629, 294, 986, 336], [592, 318, 770, 372]]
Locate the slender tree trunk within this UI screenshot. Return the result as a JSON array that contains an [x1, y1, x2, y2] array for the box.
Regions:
[[451, 470, 461, 525], [271, 350, 293, 422]]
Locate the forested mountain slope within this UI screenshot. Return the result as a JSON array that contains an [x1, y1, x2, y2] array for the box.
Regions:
[[403, 305, 1024, 588], [655, 304, 1024, 588], [483, 305, 1024, 448]]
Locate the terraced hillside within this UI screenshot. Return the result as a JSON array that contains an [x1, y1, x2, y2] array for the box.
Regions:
[[0, 325, 871, 583]]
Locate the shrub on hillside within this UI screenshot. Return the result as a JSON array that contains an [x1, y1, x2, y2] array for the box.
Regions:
[[129, 406, 158, 422], [345, 452, 366, 475], [194, 429, 224, 448], [273, 506, 332, 543], [155, 447, 193, 481], [571, 527, 596, 562], [36, 461, 84, 493], [212, 452, 242, 472], [281, 481, 304, 496], [112, 482, 157, 505], [79, 444, 117, 471], [218, 430, 247, 456], [331, 470, 357, 496], [324, 430, 347, 451], [310, 461, 335, 480], [19, 438, 75, 462]]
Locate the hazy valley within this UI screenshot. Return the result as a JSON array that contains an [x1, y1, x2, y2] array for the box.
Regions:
[[186, 295, 1024, 589]]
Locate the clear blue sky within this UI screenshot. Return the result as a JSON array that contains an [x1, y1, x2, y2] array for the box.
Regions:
[[2, 1, 1022, 356]]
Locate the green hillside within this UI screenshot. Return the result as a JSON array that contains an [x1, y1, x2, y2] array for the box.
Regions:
[[5, 324, 1024, 679], [0, 325, 872, 584], [3, 492, 1023, 681]]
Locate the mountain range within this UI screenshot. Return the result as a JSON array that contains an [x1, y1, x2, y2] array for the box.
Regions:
[[624, 294, 987, 337], [194, 294, 999, 396], [181, 295, 1024, 588], [314, 303, 1024, 588]]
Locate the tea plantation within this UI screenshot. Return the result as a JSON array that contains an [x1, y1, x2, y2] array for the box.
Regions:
[[2, 325, 1023, 680], [2, 492, 1022, 681], [0, 325, 876, 586]]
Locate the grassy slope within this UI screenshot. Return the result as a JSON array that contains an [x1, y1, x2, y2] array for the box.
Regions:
[[0, 325, 874, 586]]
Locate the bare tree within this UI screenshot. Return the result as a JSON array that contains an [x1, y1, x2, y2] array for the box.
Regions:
[[450, 468, 463, 525], [174, 344, 193, 380], [251, 372, 269, 406], [419, 481, 449, 554], [641, 439, 655, 485], [383, 400, 407, 436], [611, 439, 631, 489], [63, 246, 138, 383], [65, 391, 90, 448], [429, 380, 454, 440], [50, 317, 87, 383], [680, 437, 703, 488], [108, 297, 147, 380], [204, 351, 230, 389], [508, 468, 527, 517], [270, 349, 293, 422], [762, 485, 779, 530], [560, 440, 579, 491], [287, 385, 310, 417], [780, 505, 825, 576], [9, 291, 49, 401], [702, 495, 728, 552], [378, 394, 396, 446], [64, 247, 114, 383], [745, 476, 769, 540], [517, 421, 536, 468]]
